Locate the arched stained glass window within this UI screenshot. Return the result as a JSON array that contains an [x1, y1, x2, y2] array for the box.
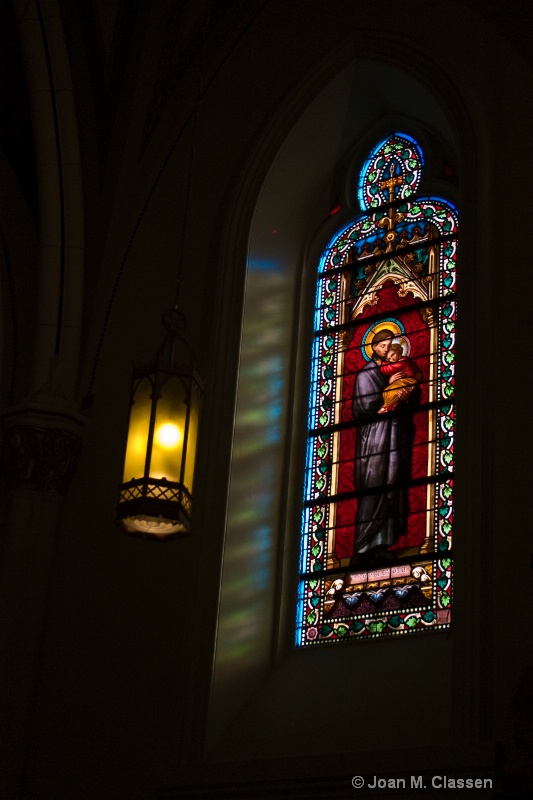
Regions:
[[297, 133, 456, 646]]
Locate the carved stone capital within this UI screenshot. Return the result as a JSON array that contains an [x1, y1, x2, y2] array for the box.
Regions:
[[2, 405, 86, 497]]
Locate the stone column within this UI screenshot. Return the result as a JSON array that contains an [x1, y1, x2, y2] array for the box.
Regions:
[[0, 5, 86, 793], [0, 405, 85, 798]]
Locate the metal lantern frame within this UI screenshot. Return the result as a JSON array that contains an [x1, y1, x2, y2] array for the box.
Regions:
[[116, 308, 203, 539]]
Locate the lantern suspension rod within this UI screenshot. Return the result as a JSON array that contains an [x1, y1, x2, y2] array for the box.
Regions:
[[175, 58, 204, 294]]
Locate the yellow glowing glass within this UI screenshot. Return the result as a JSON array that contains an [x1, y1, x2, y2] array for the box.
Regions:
[[122, 378, 152, 482], [184, 396, 199, 491], [150, 376, 187, 483]]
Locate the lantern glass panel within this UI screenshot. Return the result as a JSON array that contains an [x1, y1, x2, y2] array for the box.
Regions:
[[123, 377, 153, 482], [184, 384, 200, 492], [150, 375, 187, 483]]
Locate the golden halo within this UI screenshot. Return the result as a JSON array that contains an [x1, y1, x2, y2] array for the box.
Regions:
[[363, 320, 403, 361], [395, 335, 411, 358]]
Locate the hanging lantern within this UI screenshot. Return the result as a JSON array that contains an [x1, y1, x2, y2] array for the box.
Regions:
[[116, 306, 203, 539]]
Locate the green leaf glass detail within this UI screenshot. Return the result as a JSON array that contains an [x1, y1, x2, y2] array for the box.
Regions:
[[369, 621, 385, 634]]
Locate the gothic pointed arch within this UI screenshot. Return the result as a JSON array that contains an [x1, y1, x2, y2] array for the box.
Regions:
[[209, 56, 466, 754]]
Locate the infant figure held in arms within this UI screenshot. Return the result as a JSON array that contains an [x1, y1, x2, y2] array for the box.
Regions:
[[378, 343, 422, 413]]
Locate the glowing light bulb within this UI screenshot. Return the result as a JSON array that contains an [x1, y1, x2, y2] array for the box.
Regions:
[[156, 423, 181, 448]]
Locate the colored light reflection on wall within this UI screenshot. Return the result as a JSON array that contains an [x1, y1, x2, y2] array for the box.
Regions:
[[215, 258, 286, 673]]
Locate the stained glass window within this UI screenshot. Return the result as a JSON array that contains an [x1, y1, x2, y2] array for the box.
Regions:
[[297, 133, 456, 645]]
